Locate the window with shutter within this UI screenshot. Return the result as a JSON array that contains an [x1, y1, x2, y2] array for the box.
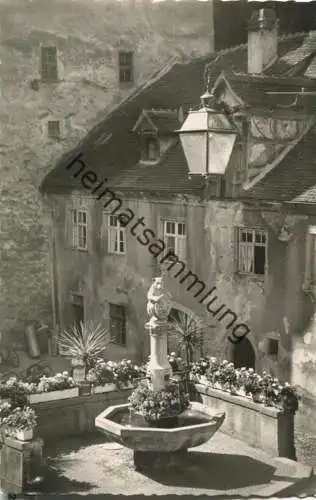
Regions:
[[109, 304, 126, 345], [163, 220, 186, 261], [108, 215, 126, 255], [303, 227, 316, 291], [236, 227, 267, 276], [70, 209, 88, 250]]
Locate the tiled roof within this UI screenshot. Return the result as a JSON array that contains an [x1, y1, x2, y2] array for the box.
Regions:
[[217, 72, 316, 110], [42, 32, 312, 196], [108, 142, 204, 194], [241, 126, 316, 202], [289, 185, 316, 205], [143, 110, 180, 134]]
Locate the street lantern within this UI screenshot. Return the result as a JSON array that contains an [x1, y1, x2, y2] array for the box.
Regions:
[[178, 90, 238, 176]]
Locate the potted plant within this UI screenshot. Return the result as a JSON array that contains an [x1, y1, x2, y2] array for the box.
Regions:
[[1, 406, 37, 441], [280, 383, 299, 412], [28, 372, 78, 403], [57, 321, 111, 395], [0, 400, 13, 437], [111, 359, 139, 389], [87, 359, 116, 394], [168, 312, 205, 395], [0, 377, 36, 407], [190, 357, 210, 384], [129, 380, 190, 428]]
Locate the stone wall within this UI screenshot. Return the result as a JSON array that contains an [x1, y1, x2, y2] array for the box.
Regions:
[[0, 0, 214, 338], [30, 384, 296, 463], [195, 384, 296, 460], [30, 387, 133, 442]]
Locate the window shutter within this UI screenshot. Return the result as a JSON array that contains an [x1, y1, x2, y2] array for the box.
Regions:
[[177, 235, 187, 261], [65, 208, 74, 248], [233, 227, 240, 273], [108, 226, 116, 253], [303, 231, 313, 290]]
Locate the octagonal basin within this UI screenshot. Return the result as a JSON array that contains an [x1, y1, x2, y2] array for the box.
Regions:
[[95, 402, 225, 452]]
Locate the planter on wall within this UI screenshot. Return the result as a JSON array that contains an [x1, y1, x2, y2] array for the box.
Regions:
[[14, 428, 34, 442], [122, 382, 135, 389], [195, 383, 297, 460], [27, 387, 79, 404], [92, 383, 117, 394]]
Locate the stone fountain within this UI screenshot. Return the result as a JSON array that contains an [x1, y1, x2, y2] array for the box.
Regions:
[[95, 276, 225, 472]]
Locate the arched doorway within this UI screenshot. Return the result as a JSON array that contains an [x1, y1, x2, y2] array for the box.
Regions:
[[233, 337, 256, 369]]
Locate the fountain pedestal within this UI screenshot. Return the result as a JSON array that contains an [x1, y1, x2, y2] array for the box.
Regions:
[[95, 275, 226, 473], [145, 277, 172, 392]]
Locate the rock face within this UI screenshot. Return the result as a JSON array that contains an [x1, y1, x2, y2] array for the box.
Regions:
[[0, 0, 214, 334]]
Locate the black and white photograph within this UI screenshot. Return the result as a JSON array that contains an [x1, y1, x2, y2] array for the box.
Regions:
[[0, 0, 316, 496]]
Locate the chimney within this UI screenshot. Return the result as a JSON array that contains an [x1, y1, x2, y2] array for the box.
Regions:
[[247, 8, 279, 74]]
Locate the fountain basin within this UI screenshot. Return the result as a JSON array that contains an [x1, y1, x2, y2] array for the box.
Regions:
[[95, 401, 225, 452]]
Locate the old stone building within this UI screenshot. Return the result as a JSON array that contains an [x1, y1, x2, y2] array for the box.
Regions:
[[42, 8, 316, 455], [0, 0, 214, 341]]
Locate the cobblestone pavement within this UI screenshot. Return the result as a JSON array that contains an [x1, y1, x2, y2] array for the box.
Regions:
[[34, 431, 313, 496]]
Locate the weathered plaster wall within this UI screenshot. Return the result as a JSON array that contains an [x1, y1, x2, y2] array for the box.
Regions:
[[52, 193, 311, 374], [0, 0, 214, 336], [52, 190, 316, 455]]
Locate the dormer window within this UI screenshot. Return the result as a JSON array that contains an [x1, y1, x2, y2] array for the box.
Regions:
[[142, 135, 160, 162], [133, 108, 180, 165]]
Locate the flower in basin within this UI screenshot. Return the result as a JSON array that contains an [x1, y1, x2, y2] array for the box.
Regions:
[[129, 380, 190, 420]]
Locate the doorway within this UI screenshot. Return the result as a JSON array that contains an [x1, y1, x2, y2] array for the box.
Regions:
[[233, 337, 256, 369], [71, 293, 84, 330]]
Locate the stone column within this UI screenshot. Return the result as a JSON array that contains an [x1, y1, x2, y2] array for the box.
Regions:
[[145, 276, 172, 392]]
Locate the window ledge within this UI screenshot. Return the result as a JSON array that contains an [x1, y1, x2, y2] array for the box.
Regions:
[[235, 272, 266, 281], [72, 248, 88, 253], [139, 159, 160, 166], [110, 340, 127, 347]]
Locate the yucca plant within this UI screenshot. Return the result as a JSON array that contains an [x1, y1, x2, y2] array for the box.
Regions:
[[57, 321, 111, 378], [169, 311, 205, 368]]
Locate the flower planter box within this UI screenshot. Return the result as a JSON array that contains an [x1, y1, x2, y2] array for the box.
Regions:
[[78, 382, 91, 396], [199, 375, 208, 385], [122, 382, 135, 389], [14, 428, 34, 442], [27, 387, 79, 404], [195, 383, 297, 460], [92, 383, 117, 394]]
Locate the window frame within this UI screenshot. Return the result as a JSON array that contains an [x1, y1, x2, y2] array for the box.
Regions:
[[267, 338, 279, 357], [141, 135, 160, 162], [40, 45, 58, 82], [107, 214, 126, 255], [47, 120, 61, 139], [303, 226, 316, 292], [163, 219, 187, 261], [236, 227, 268, 277], [71, 208, 88, 251], [118, 51, 134, 84], [109, 303, 126, 346]]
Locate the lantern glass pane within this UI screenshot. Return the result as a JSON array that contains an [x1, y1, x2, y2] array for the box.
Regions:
[[180, 132, 206, 175], [207, 133, 236, 174], [179, 109, 208, 132]]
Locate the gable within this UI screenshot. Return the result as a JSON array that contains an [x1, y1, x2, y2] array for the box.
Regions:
[[211, 72, 244, 109]]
